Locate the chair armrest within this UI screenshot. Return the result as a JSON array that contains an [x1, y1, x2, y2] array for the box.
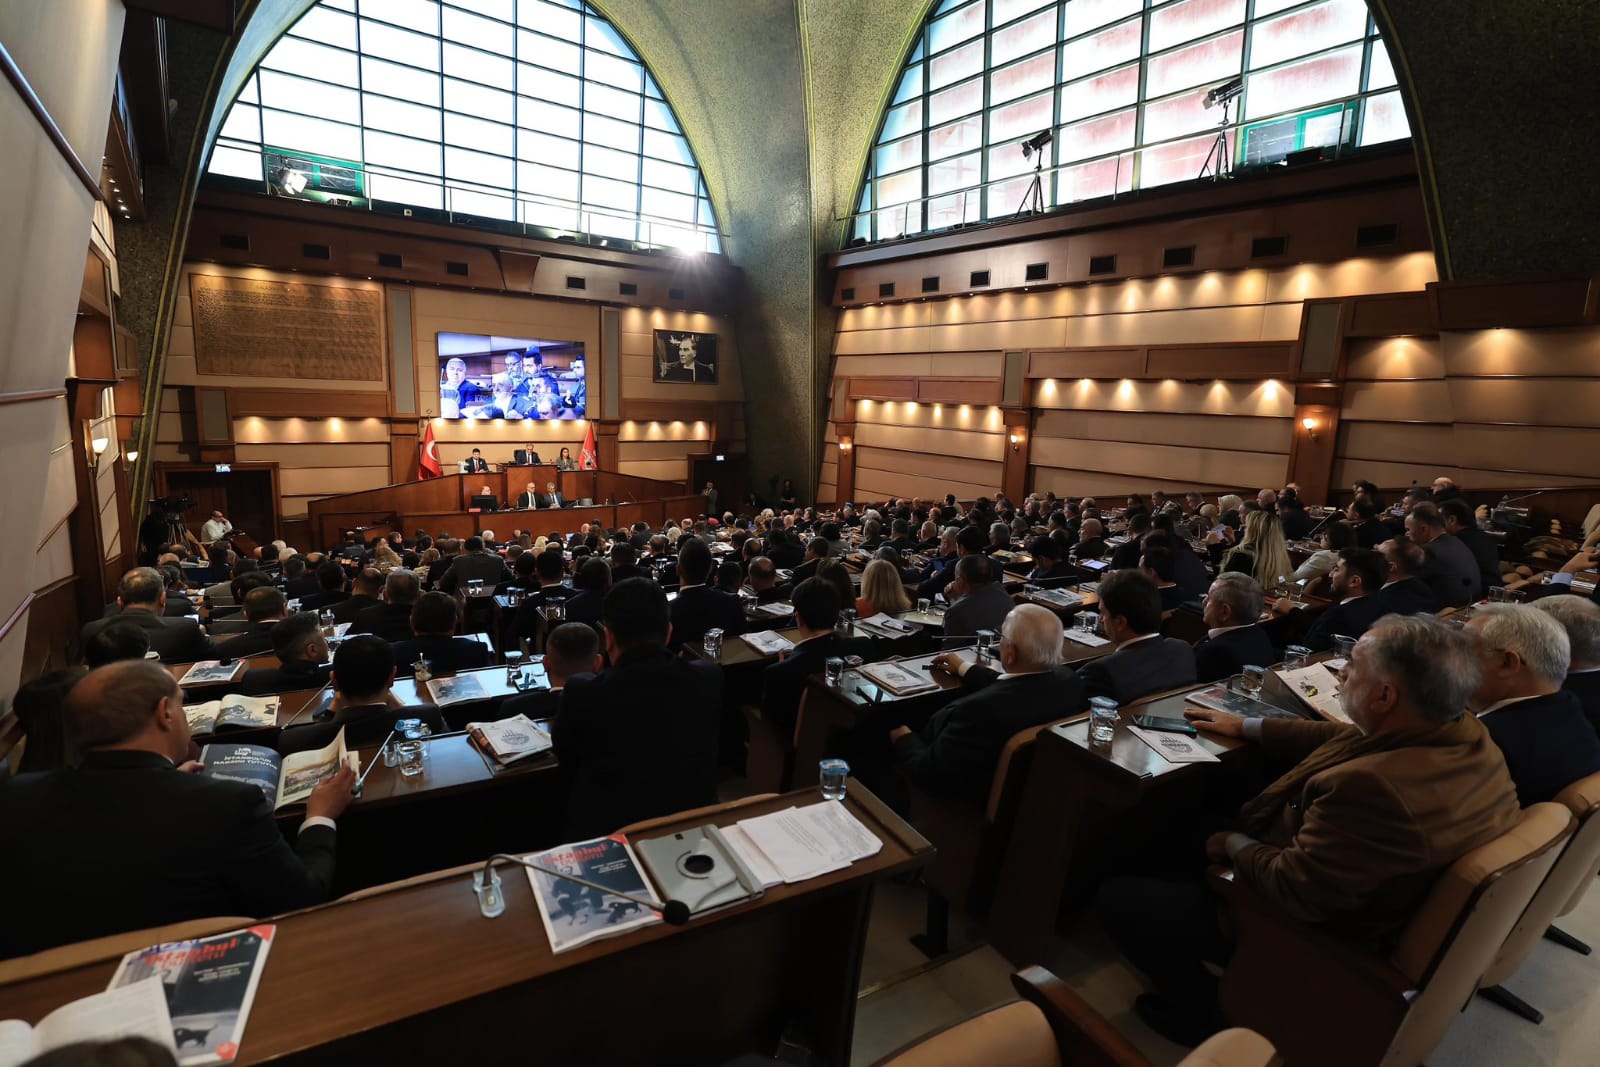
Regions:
[[1012, 965, 1151, 1067]]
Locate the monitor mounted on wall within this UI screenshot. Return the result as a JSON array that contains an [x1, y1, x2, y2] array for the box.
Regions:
[[437, 332, 586, 420]]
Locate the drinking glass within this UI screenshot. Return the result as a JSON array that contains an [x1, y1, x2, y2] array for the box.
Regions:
[[398, 741, 424, 777], [975, 629, 997, 667], [704, 627, 724, 659], [825, 656, 845, 686], [1488, 586, 1507, 603], [1241, 664, 1267, 698], [1283, 645, 1311, 671], [505, 651, 524, 688], [1333, 635, 1357, 661], [819, 759, 850, 800], [1502, 588, 1526, 604], [319, 608, 335, 636], [916, 597, 931, 615], [1089, 696, 1118, 744], [546, 599, 565, 622], [1077, 611, 1100, 634]]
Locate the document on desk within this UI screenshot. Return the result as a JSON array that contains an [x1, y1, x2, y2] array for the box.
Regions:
[[742, 630, 795, 655], [1062, 628, 1111, 647], [1274, 663, 1350, 724], [1126, 724, 1220, 764], [857, 612, 918, 638], [734, 802, 883, 884], [858, 660, 939, 696]]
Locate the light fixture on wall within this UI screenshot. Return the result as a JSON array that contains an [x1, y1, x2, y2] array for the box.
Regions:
[[838, 437, 853, 453], [1300, 415, 1319, 440], [1009, 432, 1024, 453], [90, 435, 110, 466]]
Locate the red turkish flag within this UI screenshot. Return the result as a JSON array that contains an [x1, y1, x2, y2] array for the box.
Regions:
[[418, 422, 442, 480], [579, 422, 598, 470]]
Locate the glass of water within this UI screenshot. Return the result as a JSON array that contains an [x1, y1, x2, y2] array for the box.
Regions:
[[319, 608, 335, 635], [1333, 635, 1357, 660], [825, 656, 845, 686], [1089, 696, 1118, 744], [1078, 611, 1099, 634], [397, 740, 424, 777], [916, 597, 931, 615], [975, 629, 997, 667], [819, 758, 849, 800], [1283, 644, 1311, 670], [546, 598, 565, 621], [703, 627, 724, 659], [1240, 664, 1267, 698]]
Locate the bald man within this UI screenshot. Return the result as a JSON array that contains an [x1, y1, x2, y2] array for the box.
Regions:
[[890, 604, 1087, 806], [0, 660, 355, 959]]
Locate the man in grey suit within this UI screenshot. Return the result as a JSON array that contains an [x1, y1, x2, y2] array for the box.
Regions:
[[1075, 569, 1197, 704], [1404, 503, 1480, 608], [80, 568, 218, 664], [437, 535, 514, 594], [942, 554, 1015, 640]]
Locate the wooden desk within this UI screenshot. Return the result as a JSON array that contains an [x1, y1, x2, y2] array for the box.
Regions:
[[0, 786, 930, 1066]]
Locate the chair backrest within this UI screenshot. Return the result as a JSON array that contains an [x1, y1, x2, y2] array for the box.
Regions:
[[1380, 802, 1573, 1067], [985, 720, 1054, 824], [1178, 1029, 1280, 1067], [872, 1000, 1062, 1067], [0, 916, 256, 986], [1482, 770, 1600, 986]]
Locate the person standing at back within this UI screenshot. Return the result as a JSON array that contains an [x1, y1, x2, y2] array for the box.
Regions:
[[553, 578, 723, 838]]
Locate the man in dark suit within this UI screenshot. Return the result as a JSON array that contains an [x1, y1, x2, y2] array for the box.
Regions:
[[1192, 573, 1274, 683], [791, 537, 829, 584], [1295, 547, 1390, 651], [1439, 499, 1501, 597], [222, 586, 291, 658], [1537, 595, 1600, 734], [438, 535, 513, 594], [552, 578, 723, 838], [546, 481, 568, 509], [464, 447, 490, 474], [1070, 517, 1109, 563], [760, 578, 875, 738], [670, 538, 745, 650], [893, 604, 1088, 807], [390, 591, 493, 675], [515, 480, 541, 509], [608, 542, 652, 583], [1076, 569, 1197, 704], [299, 561, 351, 613], [498, 622, 603, 723], [237, 612, 332, 696], [353, 570, 424, 642], [0, 660, 354, 959], [884, 519, 918, 555], [1405, 503, 1480, 608], [280, 555, 320, 601], [331, 567, 384, 626], [746, 556, 792, 603], [1139, 544, 1187, 612], [1467, 604, 1600, 805], [278, 637, 446, 755], [1370, 537, 1439, 617], [510, 549, 574, 640], [766, 527, 806, 570], [942, 554, 1014, 640], [81, 567, 219, 665], [1026, 536, 1078, 585], [1346, 497, 1387, 549]]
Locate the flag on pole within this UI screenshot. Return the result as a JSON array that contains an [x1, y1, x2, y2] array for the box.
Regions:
[[579, 422, 599, 470], [419, 422, 442, 480]]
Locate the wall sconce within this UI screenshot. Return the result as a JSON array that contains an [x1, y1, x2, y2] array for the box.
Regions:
[[838, 437, 853, 453], [90, 436, 110, 466], [125, 448, 139, 462], [1009, 432, 1024, 453], [1300, 416, 1319, 440]]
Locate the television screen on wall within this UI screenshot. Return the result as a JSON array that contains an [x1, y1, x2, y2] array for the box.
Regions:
[[436, 333, 586, 420]]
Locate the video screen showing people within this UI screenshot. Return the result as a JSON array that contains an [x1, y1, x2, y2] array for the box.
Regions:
[[437, 333, 586, 421]]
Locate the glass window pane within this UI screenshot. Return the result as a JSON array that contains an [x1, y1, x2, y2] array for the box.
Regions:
[[363, 93, 442, 140], [450, 0, 511, 21], [928, 114, 983, 160], [1359, 89, 1410, 146], [237, 76, 258, 104], [359, 0, 438, 34], [359, 20, 439, 71], [1059, 106, 1136, 163], [875, 134, 923, 174], [1250, 0, 1370, 70], [876, 168, 921, 207], [525, 200, 580, 231], [260, 70, 360, 124], [444, 113, 513, 155], [929, 76, 982, 125], [521, 0, 581, 40], [584, 81, 642, 123], [519, 130, 580, 168], [219, 102, 260, 144], [518, 29, 580, 73], [1062, 16, 1143, 77], [984, 174, 1034, 217], [369, 172, 443, 209], [1059, 62, 1139, 123], [208, 143, 263, 181], [1137, 131, 1216, 188], [584, 16, 630, 57], [928, 150, 980, 194], [262, 110, 361, 158], [445, 79, 513, 122], [584, 114, 641, 152], [990, 51, 1055, 106], [362, 56, 440, 107], [1055, 155, 1132, 204], [989, 89, 1053, 144], [643, 96, 680, 131], [1145, 29, 1242, 98], [586, 50, 642, 92], [1367, 41, 1397, 89], [928, 39, 983, 90], [993, 9, 1055, 67], [642, 157, 697, 194], [1141, 89, 1214, 142], [1148, 0, 1245, 53], [518, 161, 579, 202], [928, 189, 980, 229], [288, 6, 357, 50], [443, 42, 512, 85], [451, 187, 515, 220], [1253, 0, 1310, 15], [1244, 43, 1362, 118], [365, 129, 442, 173], [641, 186, 694, 222], [519, 64, 580, 107], [1065, 0, 1141, 39], [927, 2, 985, 54], [987, 137, 1034, 180], [519, 98, 581, 140], [584, 143, 639, 181], [881, 99, 924, 141], [993, 0, 1052, 24], [892, 64, 924, 105], [442, 5, 512, 54], [262, 36, 360, 85], [583, 174, 638, 210], [446, 145, 513, 188], [642, 128, 694, 165]]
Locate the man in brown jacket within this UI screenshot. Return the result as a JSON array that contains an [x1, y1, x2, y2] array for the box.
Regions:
[[1099, 614, 1521, 1046]]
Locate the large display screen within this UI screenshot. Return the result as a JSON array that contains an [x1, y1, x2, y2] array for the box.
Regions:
[[437, 333, 586, 420]]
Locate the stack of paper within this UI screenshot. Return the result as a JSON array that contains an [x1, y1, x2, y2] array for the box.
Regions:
[[857, 612, 918, 638], [732, 803, 883, 884], [1031, 588, 1084, 609], [742, 630, 795, 655], [753, 601, 796, 618], [858, 660, 938, 696], [1063, 629, 1111, 647], [1126, 724, 1220, 764], [1274, 662, 1350, 723]]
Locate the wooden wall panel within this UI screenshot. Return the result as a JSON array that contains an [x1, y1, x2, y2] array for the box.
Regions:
[[855, 466, 999, 502], [853, 422, 1005, 463], [1028, 349, 1144, 379], [1035, 378, 1295, 418], [1344, 337, 1445, 381], [1440, 326, 1600, 378], [1331, 457, 1593, 492], [1031, 436, 1287, 488], [1062, 305, 1282, 348], [279, 466, 391, 498], [853, 446, 1001, 488], [1446, 379, 1600, 428], [234, 416, 392, 444], [234, 442, 391, 468], [1261, 253, 1437, 304], [1034, 409, 1292, 454], [1144, 343, 1294, 379], [1030, 466, 1241, 497], [1339, 380, 1453, 422], [917, 378, 1003, 405]]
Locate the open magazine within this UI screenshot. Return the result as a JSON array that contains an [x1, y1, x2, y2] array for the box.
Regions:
[[466, 714, 553, 767], [426, 673, 489, 707], [184, 695, 278, 734], [107, 926, 275, 1065], [0, 979, 174, 1067], [200, 728, 357, 810], [525, 835, 663, 953], [178, 661, 245, 687]]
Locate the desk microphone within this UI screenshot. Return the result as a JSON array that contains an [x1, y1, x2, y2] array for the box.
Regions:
[[472, 852, 690, 925], [350, 728, 395, 797]]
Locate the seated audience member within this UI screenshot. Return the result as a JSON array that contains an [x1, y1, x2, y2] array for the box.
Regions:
[[0, 660, 355, 959], [761, 578, 876, 738], [553, 578, 723, 838], [715, 559, 744, 595], [1438, 498, 1501, 598], [891, 605, 1088, 806], [10, 667, 87, 773], [1138, 543, 1185, 611], [1076, 570, 1197, 703], [563, 557, 613, 633], [511, 548, 575, 635], [1536, 595, 1600, 732], [1071, 517, 1108, 561], [1465, 604, 1600, 805], [1404, 503, 1480, 608], [330, 567, 384, 626], [1276, 495, 1315, 541], [610, 542, 652, 583], [885, 519, 918, 555], [1110, 513, 1152, 570], [1346, 496, 1387, 549], [438, 535, 514, 594], [670, 538, 744, 650], [80, 567, 218, 664], [390, 591, 492, 675], [1192, 573, 1274, 683], [352, 570, 422, 642], [1293, 520, 1357, 585], [1371, 537, 1439, 616], [157, 565, 198, 617], [765, 526, 806, 570], [816, 560, 857, 617], [1026, 536, 1077, 585], [1293, 547, 1389, 651], [856, 558, 911, 618], [300, 561, 351, 611], [279, 637, 444, 754], [83, 622, 152, 668], [746, 556, 791, 603], [1105, 616, 1521, 1045], [1219, 509, 1293, 588], [1545, 547, 1600, 605], [792, 536, 829, 582], [914, 527, 961, 597], [209, 570, 273, 627], [942, 554, 1015, 640], [223, 587, 291, 657], [499, 622, 603, 722], [280, 554, 320, 600], [237, 612, 332, 696], [818, 521, 847, 556], [1148, 524, 1210, 601]]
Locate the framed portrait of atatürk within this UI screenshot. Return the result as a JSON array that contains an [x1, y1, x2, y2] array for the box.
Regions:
[[653, 330, 718, 384]]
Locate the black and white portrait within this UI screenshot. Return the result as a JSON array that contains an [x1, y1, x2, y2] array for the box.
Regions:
[[653, 330, 718, 383]]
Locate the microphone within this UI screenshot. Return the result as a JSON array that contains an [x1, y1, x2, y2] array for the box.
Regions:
[[351, 728, 396, 797], [472, 852, 690, 925]]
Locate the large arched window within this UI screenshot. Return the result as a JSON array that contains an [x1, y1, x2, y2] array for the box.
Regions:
[[206, 0, 720, 252], [855, 0, 1407, 242]]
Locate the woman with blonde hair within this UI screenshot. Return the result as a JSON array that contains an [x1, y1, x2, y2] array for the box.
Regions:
[[373, 540, 403, 571], [855, 558, 911, 618], [1223, 509, 1293, 589]]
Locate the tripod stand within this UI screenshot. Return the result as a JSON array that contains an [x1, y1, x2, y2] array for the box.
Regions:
[[1198, 98, 1235, 181], [1015, 154, 1045, 217]]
